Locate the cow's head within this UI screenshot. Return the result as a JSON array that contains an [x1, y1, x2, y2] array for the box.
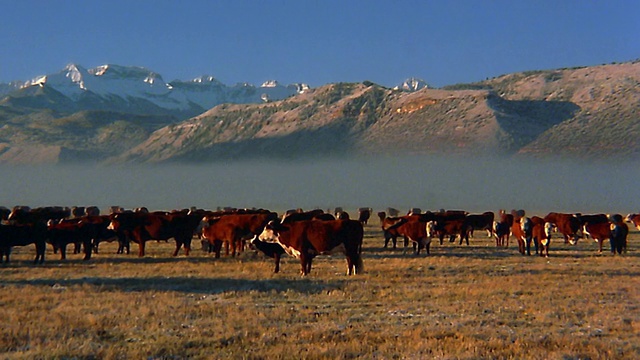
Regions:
[[258, 220, 288, 242], [425, 221, 436, 238]]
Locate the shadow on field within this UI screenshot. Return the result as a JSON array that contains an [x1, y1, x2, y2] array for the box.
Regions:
[[2, 276, 345, 295]]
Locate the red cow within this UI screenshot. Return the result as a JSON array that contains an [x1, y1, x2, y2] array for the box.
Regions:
[[543, 212, 582, 245], [583, 221, 613, 253], [511, 215, 535, 255], [201, 211, 279, 258], [108, 210, 203, 257], [380, 216, 408, 249], [258, 219, 363, 276], [383, 215, 433, 254], [531, 216, 552, 257]]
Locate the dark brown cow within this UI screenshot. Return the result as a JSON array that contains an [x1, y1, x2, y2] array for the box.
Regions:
[[460, 211, 495, 244], [201, 211, 279, 258], [358, 208, 372, 225], [8, 206, 71, 225], [47, 219, 94, 260], [544, 212, 582, 244], [249, 236, 286, 273], [108, 210, 203, 257], [335, 211, 350, 220], [493, 210, 514, 247], [422, 211, 467, 245], [0, 222, 47, 264], [625, 214, 640, 231], [258, 219, 363, 276]]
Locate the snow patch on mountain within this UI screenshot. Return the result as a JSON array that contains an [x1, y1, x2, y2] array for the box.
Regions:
[[1, 64, 310, 112], [394, 78, 430, 92]]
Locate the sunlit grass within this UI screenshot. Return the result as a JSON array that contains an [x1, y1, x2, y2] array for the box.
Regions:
[[1, 220, 638, 359]]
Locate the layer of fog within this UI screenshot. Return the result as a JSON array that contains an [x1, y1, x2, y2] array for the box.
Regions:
[[0, 155, 638, 216]]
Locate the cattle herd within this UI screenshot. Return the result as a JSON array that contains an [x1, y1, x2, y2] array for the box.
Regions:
[[0, 205, 637, 276]]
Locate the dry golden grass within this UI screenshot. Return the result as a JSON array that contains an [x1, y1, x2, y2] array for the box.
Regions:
[[1, 219, 639, 359]]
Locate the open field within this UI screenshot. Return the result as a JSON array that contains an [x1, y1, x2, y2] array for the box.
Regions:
[[1, 216, 639, 359]]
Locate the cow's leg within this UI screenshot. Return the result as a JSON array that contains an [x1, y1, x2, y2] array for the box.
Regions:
[[83, 240, 92, 260], [138, 241, 145, 257], [172, 240, 182, 257], [274, 253, 280, 273], [60, 244, 67, 260]]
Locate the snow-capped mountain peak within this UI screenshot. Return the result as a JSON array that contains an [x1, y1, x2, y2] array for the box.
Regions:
[[0, 64, 310, 114], [394, 77, 430, 92]]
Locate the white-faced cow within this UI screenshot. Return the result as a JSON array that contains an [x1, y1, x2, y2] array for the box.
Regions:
[[258, 219, 363, 276]]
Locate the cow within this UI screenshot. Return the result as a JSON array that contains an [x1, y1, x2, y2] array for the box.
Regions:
[[357, 208, 372, 225], [108, 210, 203, 257], [421, 211, 467, 245], [459, 211, 494, 244], [576, 213, 608, 239], [258, 219, 363, 276], [0, 222, 47, 264], [47, 219, 94, 260], [493, 210, 514, 247], [610, 214, 628, 254], [531, 216, 552, 257], [335, 211, 350, 220], [386, 208, 400, 217], [511, 215, 536, 255], [201, 211, 279, 258], [625, 214, 640, 231], [377, 211, 386, 224], [544, 212, 582, 245], [8, 206, 71, 225], [380, 216, 407, 249], [249, 237, 286, 273], [383, 215, 430, 255], [81, 215, 122, 254], [582, 221, 613, 254]]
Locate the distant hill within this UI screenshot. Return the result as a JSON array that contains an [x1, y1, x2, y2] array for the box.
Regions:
[[1, 61, 639, 164]]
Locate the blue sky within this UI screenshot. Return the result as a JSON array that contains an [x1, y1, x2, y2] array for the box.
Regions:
[[1, 0, 638, 88]]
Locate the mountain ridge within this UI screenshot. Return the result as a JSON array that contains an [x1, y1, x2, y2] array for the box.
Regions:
[[1, 61, 638, 164]]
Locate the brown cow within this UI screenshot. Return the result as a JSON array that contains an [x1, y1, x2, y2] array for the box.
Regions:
[[108, 210, 203, 257], [384, 215, 432, 255], [201, 211, 279, 258], [583, 221, 613, 253], [625, 214, 640, 231], [511, 214, 536, 255], [531, 216, 552, 257], [258, 219, 363, 276], [544, 212, 582, 245], [381, 216, 408, 249]]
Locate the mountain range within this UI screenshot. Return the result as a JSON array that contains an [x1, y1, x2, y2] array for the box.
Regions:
[[0, 61, 638, 164]]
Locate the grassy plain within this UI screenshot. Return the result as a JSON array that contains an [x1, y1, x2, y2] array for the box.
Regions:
[[0, 217, 639, 359]]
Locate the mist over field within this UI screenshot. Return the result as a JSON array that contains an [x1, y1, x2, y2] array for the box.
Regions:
[[0, 156, 638, 215]]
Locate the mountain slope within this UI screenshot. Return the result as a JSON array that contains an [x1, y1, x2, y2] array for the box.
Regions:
[[114, 82, 582, 163]]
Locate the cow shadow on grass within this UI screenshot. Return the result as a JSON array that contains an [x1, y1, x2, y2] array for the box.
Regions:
[[2, 276, 345, 295]]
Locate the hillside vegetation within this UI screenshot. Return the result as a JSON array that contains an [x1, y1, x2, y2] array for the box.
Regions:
[[1, 61, 639, 164]]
